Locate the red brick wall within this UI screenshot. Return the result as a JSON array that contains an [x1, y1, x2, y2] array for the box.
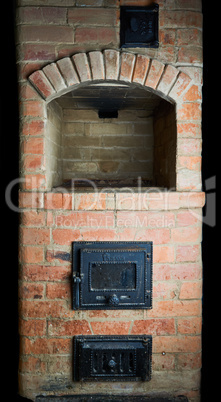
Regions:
[[17, 1, 204, 401]]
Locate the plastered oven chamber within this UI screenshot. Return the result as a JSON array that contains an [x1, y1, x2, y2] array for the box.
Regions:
[[18, 1, 204, 401]]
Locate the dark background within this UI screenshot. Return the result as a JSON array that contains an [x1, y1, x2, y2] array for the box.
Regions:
[[1, 0, 216, 400]]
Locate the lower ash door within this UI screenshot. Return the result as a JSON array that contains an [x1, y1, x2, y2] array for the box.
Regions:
[[73, 335, 152, 381]]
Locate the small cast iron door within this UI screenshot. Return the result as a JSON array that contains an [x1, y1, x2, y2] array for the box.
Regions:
[[73, 335, 152, 382], [72, 241, 152, 310]]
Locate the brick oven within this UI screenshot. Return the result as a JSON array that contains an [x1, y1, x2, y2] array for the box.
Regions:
[[17, 1, 204, 401]]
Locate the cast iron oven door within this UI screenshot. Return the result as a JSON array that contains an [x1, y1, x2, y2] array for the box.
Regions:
[[72, 241, 152, 310], [73, 335, 152, 382]]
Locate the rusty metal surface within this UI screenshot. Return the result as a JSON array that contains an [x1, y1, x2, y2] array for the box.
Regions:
[[73, 335, 152, 382], [72, 242, 152, 310]]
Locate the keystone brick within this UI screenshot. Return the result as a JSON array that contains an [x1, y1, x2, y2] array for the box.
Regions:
[[88, 51, 105, 80]]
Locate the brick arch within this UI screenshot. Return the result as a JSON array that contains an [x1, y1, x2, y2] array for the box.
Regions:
[[28, 49, 192, 103]]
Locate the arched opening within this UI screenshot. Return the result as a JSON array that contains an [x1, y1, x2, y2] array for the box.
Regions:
[[46, 80, 177, 190]]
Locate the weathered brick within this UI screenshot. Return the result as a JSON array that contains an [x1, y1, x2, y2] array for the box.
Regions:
[[19, 192, 44, 209], [152, 354, 175, 371], [177, 156, 201, 171], [91, 321, 131, 335], [43, 63, 67, 92], [178, 317, 202, 334], [75, 27, 118, 45], [72, 53, 91, 82], [23, 174, 46, 190], [20, 300, 74, 319], [46, 249, 71, 263], [153, 281, 178, 300], [20, 25, 74, 43], [177, 353, 201, 370], [153, 335, 201, 353], [28, 70, 55, 99], [22, 137, 44, 155], [23, 154, 44, 171], [47, 355, 71, 374], [22, 264, 70, 282], [81, 228, 117, 241], [56, 57, 79, 87], [55, 211, 114, 228], [148, 300, 201, 318], [22, 100, 45, 118], [20, 246, 44, 264], [183, 85, 202, 102], [75, 193, 115, 210], [22, 337, 71, 355], [132, 54, 150, 85], [21, 227, 50, 245], [177, 170, 202, 191], [179, 192, 205, 208], [19, 318, 46, 337], [119, 52, 136, 82], [22, 120, 45, 136], [169, 72, 191, 100], [48, 319, 91, 336], [157, 64, 179, 95], [171, 226, 201, 243], [68, 7, 117, 26], [19, 283, 44, 299], [52, 228, 81, 245], [116, 211, 175, 228], [145, 59, 165, 89], [153, 245, 175, 263], [88, 51, 105, 80], [19, 356, 46, 373], [131, 318, 175, 335], [18, 6, 67, 24], [46, 283, 71, 300], [104, 49, 120, 80], [176, 244, 200, 262], [179, 281, 202, 299], [135, 228, 170, 244], [21, 43, 56, 61], [21, 210, 45, 226], [178, 46, 202, 64], [176, 210, 199, 227]]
